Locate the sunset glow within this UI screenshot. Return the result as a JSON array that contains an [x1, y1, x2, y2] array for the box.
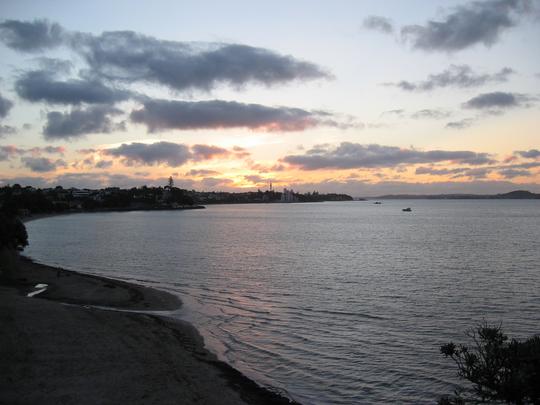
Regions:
[[1, 0, 539, 195]]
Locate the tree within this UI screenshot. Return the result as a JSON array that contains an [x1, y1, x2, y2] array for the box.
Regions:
[[440, 323, 540, 404], [0, 212, 28, 251]]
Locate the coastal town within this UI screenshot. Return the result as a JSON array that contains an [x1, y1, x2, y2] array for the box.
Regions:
[[0, 178, 353, 216]]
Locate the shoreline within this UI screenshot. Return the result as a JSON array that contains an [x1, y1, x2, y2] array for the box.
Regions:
[[22, 204, 205, 224], [0, 253, 297, 404]]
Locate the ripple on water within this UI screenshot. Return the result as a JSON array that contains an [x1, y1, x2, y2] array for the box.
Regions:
[[25, 200, 540, 404]]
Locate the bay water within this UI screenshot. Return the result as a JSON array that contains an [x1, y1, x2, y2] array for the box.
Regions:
[[25, 200, 540, 404]]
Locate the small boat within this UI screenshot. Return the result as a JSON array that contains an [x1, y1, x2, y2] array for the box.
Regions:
[[402, 207, 412, 212], [373, 201, 382, 204]]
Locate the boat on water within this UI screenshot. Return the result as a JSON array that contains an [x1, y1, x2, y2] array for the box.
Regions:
[[373, 201, 382, 204], [402, 207, 412, 212]]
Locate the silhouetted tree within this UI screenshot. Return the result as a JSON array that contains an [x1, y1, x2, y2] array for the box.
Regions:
[[440, 323, 540, 404], [0, 213, 28, 251]]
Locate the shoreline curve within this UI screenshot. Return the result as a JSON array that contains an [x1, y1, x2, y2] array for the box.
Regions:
[[1, 214, 298, 404]]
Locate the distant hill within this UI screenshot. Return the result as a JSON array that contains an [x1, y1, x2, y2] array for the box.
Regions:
[[369, 190, 540, 200]]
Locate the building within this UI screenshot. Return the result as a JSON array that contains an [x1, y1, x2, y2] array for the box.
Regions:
[[280, 188, 297, 203]]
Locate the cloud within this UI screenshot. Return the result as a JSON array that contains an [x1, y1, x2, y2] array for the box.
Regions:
[[200, 177, 234, 189], [21, 156, 66, 172], [0, 145, 66, 160], [415, 166, 492, 179], [515, 149, 540, 159], [130, 99, 341, 132], [282, 142, 494, 170], [0, 92, 14, 118], [287, 178, 540, 196], [43, 105, 124, 139], [104, 141, 249, 167], [232, 146, 251, 158], [0, 145, 23, 161], [244, 174, 274, 185], [15, 70, 131, 105], [445, 117, 476, 129], [0, 125, 17, 137], [77, 148, 98, 154], [463, 91, 533, 110], [0, 19, 64, 52], [0, 171, 196, 189], [0, 93, 16, 136], [105, 141, 192, 167], [362, 16, 394, 33], [498, 168, 531, 178], [388, 65, 514, 91], [26, 146, 66, 156], [35, 57, 73, 73], [401, 0, 533, 52], [417, 159, 540, 179], [411, 109, 451, 120], [381, 109, 405, 117], [186, 169, 221, 177], [95, 160, 113, 169], [1, 19, 329, 91], [75, 31, 330, 91], [191, 144, 230, 161]]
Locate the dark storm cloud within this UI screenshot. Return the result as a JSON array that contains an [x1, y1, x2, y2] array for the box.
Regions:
[[74, 31, 330, 91], [401, 0, 533, 52], [0, 19, 64, 52], [515, 149, 540, 159], [43, 105, 124, 140], [0, 92, 13, 118], [389, 65, 514, 91], [105, 142, 192, 167], [21, 156, 66, 172], [130, 99, 333, 132], [15, 70, 131, 105], [463, 91, 533, 109], [362, 16, 394, 33], [282, 143, 494, 170], [411, 109, 451, 120]]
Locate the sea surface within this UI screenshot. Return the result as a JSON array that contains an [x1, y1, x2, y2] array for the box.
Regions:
[[25, 200, 540, 404]]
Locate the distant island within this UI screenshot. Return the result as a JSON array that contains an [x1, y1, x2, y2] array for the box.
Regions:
[[368, 190, 540, 200], [0, 180, 353, 217]]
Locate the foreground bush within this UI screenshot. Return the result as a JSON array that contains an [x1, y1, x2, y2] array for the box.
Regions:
[[440, 323, 540, 404]]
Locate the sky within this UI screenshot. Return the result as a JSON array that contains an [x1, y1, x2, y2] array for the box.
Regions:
[[0, 0, 539, 196]]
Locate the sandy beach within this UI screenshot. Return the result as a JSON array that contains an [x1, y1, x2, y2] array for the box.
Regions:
[[0, 255, 296, 405]]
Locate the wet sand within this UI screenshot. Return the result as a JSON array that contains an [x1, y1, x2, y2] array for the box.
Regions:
[[0, 256, 296, 404]]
